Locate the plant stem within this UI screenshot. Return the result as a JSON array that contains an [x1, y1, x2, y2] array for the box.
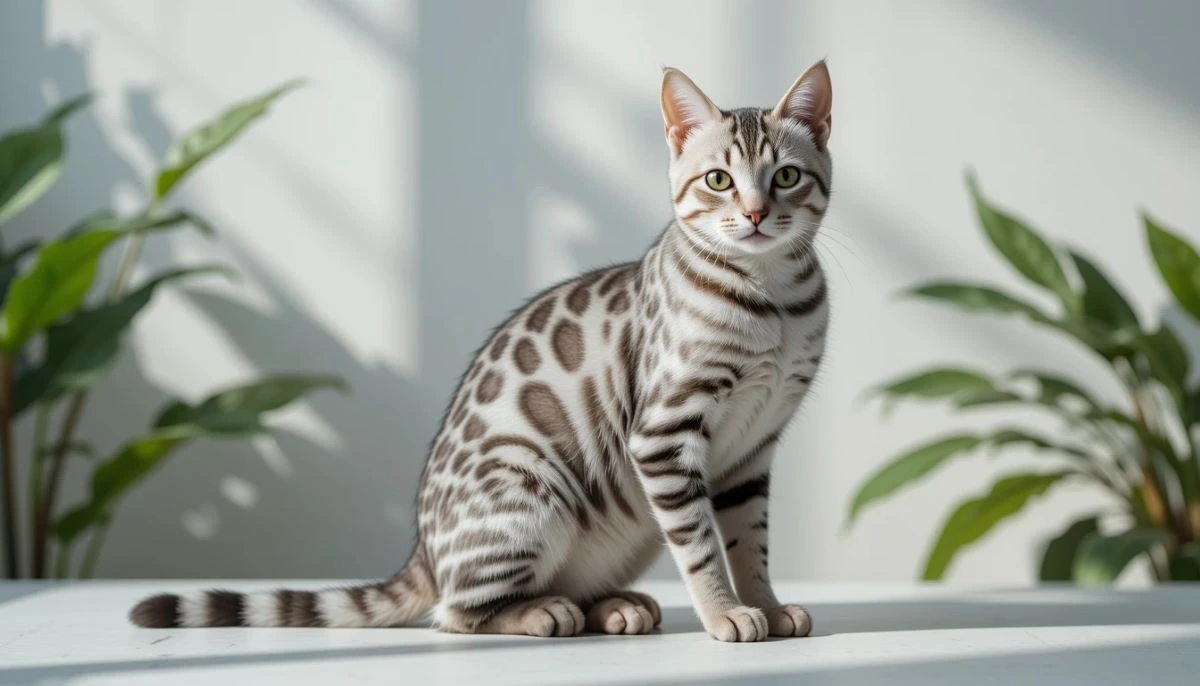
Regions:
[[34, 392, 86, 577], [37, 225, 150, 580], [1128, 380, 1185, 545], [79, 522, 109, 579], [28, 404, 50, 578], [0, 354, 19, 578]]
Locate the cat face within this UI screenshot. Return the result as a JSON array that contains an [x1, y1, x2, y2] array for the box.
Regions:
[[661, 63, 833, 257]]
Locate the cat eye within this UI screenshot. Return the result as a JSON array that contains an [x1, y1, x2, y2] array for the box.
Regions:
[[773, 166, 801, 189], [705, 170, 733, 191]]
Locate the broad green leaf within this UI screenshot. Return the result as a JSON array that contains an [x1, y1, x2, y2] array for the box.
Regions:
[[1168, 544, 1200, 581], [0, 96, 91, 226], [0, 230, 122, 352], [0, 125, 63, 226], [1073, 527, 1169, 585], [1133, 325, 1190, 406], [967, 174, 1077, 312], [89, 429, 193, 518], [1069, 250, 1140, 332], [1008, 369, 1103, 410], [847, 434, 983, 526], [985, 427, 1088, 457], [0, 212, 214, 353], [922, 471, 1071, 580], [952, 388, 1024, 409], [154, 81, 302, 199], [1145, 214, 1200, 321], [872, 367, 994, 409], [153, 374, 346, 434], [905, 282, 1050, 321], [1039, 516, 1100, 581], [13, 266, 232, 414], [55, 503, 102, 543]]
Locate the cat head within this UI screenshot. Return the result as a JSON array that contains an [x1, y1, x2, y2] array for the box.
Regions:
[[661, 62, 833, 257]]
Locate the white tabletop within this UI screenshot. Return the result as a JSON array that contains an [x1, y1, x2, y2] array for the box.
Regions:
[[1, 580, 1199, 685]]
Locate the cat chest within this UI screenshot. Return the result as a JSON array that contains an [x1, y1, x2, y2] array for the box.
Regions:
[[704, 341, 817, 466]]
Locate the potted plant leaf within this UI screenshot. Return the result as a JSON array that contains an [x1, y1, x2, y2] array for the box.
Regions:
[[0, 82, 345, 579], [848, 174, 1200, 584]]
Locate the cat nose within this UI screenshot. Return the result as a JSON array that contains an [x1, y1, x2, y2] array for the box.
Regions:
[[744, 209, 768, 227]]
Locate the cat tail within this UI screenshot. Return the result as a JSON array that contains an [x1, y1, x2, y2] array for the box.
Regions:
[[129, 550, 437, 628]]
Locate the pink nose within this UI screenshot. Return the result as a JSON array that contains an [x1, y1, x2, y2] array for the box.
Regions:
[[745, 210, 767, 227]]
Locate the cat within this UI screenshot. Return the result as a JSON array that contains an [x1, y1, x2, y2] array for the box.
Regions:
[[130, 61, 833, 643]]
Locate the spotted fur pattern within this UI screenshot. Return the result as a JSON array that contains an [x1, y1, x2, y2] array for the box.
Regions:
[[130, 62, 834, 642]]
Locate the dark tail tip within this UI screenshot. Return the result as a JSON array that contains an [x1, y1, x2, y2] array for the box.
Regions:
[[130, 593, 182, 628]]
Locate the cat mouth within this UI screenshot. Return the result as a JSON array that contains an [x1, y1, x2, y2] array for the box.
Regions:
[[739, 229, 774, 244]]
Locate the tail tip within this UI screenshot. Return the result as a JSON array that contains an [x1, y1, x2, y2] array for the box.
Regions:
[[130, 593, 181, 628]]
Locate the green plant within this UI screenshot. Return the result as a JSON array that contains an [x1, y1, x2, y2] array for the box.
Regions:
[[0, 82, 345, 579], [848, 173, 1200, 584]]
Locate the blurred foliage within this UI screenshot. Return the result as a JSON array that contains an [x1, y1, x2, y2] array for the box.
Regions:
[[849, 174, 1200, 584], [0, 83, 345, 579]]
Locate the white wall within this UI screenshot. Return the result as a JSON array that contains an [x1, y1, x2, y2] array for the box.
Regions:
[[3, 0, 1199, 584]]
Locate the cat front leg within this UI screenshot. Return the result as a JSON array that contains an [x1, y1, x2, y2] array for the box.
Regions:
[[712, 440, 812, 638], [629, 414, 767, 642]]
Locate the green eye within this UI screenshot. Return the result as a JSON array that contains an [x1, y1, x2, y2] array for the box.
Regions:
[[773, 166, 801, 188], [705, 170, 732, 191]]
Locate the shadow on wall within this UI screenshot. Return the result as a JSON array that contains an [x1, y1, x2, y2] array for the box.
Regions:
[[0, 0, 686, 579]]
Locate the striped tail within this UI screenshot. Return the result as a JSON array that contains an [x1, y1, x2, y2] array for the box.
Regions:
[[129, 553, 436, 628]]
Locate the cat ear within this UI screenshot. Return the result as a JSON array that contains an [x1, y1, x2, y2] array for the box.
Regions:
[[772, 61, 833, 149], [661, 67, 720, 156]]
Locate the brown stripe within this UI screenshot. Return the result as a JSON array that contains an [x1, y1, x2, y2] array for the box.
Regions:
[[130, 593, 181, 628], [793, 257, 817, 284], [671, 243, 773, 315], [679, 231, 750, 278], [206, 590, 245, 627], [804, 168, 831, 199], [666, 519, 702, 545], [637, 445, 681, 466], [651, 479, 708, 511], [674, 171, 707, 204], [714, 431, 781, 485], [664, 378, 726, 407], [783, 280, 827, 317], [687, 550, 717, 575], [639, 414, 704, 437], [348, 587, 371, 620], [725, 538, 740, 551], [712, 474, 770, 511]]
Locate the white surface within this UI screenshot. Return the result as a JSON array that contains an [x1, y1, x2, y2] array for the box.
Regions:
[[2, 1, 1200, 584], [2, 581, 1200, 685]]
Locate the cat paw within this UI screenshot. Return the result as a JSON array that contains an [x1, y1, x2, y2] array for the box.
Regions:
[[520, 596, 586, 637], [766, 604, 812, 637], [705, 605, 768, 642], [585, 596, 656, 635]]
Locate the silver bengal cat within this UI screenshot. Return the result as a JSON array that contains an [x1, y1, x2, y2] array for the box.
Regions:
[[132, 62, 833, 642]]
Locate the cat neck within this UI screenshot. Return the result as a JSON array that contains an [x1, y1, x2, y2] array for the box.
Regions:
[[662, 221, 819, 300]]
